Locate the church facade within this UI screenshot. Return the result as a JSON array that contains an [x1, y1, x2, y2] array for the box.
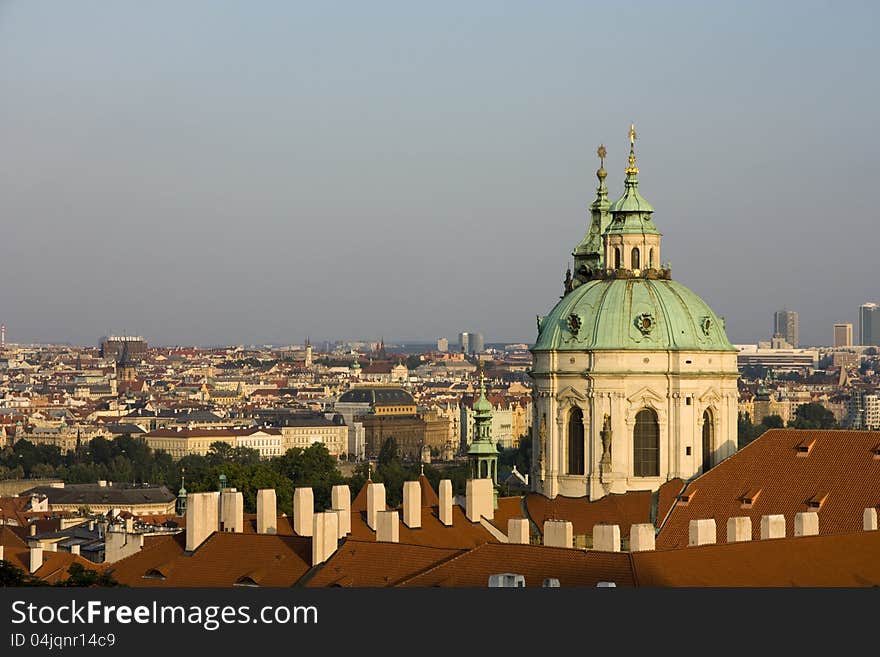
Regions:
[[530, 128, 739, 500]]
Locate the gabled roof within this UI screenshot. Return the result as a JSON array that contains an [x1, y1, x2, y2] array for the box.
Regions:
[[657, 429, 880, 549], [525, 489, 653, 537]]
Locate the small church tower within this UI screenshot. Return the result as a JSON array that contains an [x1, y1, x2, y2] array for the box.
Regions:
[[467, 365, 499, 508]]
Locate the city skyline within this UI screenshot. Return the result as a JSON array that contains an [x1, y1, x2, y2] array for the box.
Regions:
[[1, 2, 878, 347]]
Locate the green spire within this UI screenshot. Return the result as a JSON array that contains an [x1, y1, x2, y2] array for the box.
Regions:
[[607, 124, 658, 229], [572, 144, 613, 275], [468, 364, 499, 507]]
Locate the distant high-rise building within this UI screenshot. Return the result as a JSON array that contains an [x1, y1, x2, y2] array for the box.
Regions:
[[774, 309, 798, 348], [436, 338, 448, 352], [833, 323, 853, 347], [860, 303, 880, 346], [471, 332, 485, 354], [458, 332, 470, 354]]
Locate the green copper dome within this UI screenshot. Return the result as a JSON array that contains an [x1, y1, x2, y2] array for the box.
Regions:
[[534, 278, 735, 352]]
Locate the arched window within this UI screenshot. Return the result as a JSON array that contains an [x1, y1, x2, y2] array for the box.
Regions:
[[614, 247, 621, 269], [649, 248, 655, 268], [633, 408, 659, 477], [631, 247, 640, 270], [702, 409, 713, 472], [567, 407, 585, 475]]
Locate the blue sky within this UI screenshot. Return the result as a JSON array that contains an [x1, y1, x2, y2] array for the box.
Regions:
[[0, 1, 877, 346]]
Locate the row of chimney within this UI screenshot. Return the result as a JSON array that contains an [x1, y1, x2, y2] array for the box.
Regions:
[[184, 477, 495, 566]]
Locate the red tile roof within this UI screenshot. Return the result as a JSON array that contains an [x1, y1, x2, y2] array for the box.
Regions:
[[634, 530, 880, 586], [657, 430, 880, 549], [107, 531, 312, 587], [525, 490, 653, 537], [397, 542, 636, 587], [305, 539, 463, 587]]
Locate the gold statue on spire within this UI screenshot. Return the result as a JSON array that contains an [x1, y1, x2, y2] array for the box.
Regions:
[[597, 144, 608, 181], [626, 123, 639, 175]]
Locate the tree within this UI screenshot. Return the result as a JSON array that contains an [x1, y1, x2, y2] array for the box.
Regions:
[[789, 403, 837, 430], [763, 414, 785, 429], [55, 563, 119, 587], [0, 560, 42, 587]]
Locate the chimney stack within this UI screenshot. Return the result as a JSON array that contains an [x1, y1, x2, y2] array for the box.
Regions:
[[29, 545, 43, 573], [465, 478, 493, 523], [29, 524, 36, 536], [98, 480, 107, 488], [629, 523, 655, 552], [539, 519, 571, 548], [402, 481, 421, 529], [688, 519, 716, 546], [794, 512, 819, 537], [592, 523, 621, 552], [256, 489, 277, 535], [507, 518, 530, 544], [0, 545, 4, 561], [726, 516, 752, 542], [293, 487, 314, 537], [864, 508, 878, 531], [760, 514, 786, 540], [311, 512, 339, 566], [377, 510, 400, 543], [220, 489, 244, 533], [125, 517, 134, 533], [438, 480, 453, 526], [331, 485, 351, 535], [366, 482, 386, 531], [70, 544, 80, 556], [185, 491, 219, 552]]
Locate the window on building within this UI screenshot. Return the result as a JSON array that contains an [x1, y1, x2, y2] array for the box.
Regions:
[[633, 408, 660, 477], [614, 247, 621, 269], [631, 247, 640, 270], [649, 248, 655, 268], [702, 409, 713, 472], [567, 407, 585, 475]]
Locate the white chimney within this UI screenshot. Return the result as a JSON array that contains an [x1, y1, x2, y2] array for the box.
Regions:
[[688, 519, 716, 546], [125, 517, 134, 533], [97, 480, 107, 488], [293, 487, 314, 537], [726, 516, 752, 542], [376, 510, 400, 543], [543, 519, 573, 548], [629, 523, 655, 552], [760, 514, 786, 540], [794, 512, 819, 537], [70, 544, 80, 556], [44, 541, 57, 552], [220, 490, 244, 533], [0, 545, 4, 561], [311, 512, 339, 566], [256, 489, 277, 535], [402, 481, 421, 529], [864, 508, 878, 531], [331, 485, 351, 535], [366, 482, 386, 531], [29, 524, 36, 536], [438, 479, 453, 526], [592, 523, 621, 552], [29, 545, 43, 573], [465, 478, 493, 523], [507, 518, 530, 544], [185, 491, 219, 552]]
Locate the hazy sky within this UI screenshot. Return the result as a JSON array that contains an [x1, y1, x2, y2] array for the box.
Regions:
[[1, 1, 877, 347]]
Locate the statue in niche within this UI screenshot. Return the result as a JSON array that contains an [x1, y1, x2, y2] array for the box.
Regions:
[[600, 414, 612, 469]]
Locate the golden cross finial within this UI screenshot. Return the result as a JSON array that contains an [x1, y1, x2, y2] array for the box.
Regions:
[[597, 144, 606, 166], [626, 123, 639, 175]]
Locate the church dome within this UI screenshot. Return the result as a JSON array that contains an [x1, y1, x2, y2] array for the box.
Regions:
[[534, 277, 735, 352]]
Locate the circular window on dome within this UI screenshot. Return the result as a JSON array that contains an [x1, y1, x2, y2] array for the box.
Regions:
[[635, 312, 655, 335], [567, 313, 582, 337]]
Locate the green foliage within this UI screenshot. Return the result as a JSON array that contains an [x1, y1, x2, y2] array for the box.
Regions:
[[738, 412, 786, 449], [0, 560, 42, 587], [55, 563, 120, 587], [499, 434, 531, 475], [788, 403, 837, 430]]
